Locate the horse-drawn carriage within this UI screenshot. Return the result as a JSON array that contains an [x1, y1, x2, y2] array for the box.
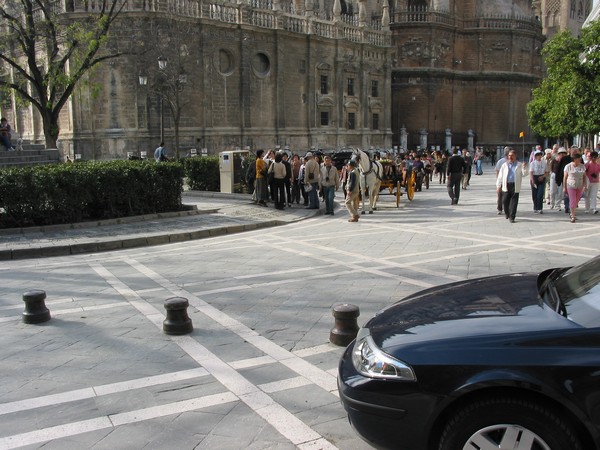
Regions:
[[378, 159, 416, 207], [352, 149, 416, 214]]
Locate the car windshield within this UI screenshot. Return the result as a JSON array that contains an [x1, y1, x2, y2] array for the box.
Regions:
[[553, 255, 600, 327]]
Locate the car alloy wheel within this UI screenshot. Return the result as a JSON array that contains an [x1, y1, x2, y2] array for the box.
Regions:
[[462, 424, 551, 450], [438, 397, 583, 450]]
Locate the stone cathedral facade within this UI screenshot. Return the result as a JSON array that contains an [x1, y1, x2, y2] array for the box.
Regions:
[[2, 0, 571, 159]]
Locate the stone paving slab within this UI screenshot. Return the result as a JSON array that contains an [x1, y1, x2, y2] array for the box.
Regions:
[[1, 170, 600, 449], [0, 192, 320, 260]]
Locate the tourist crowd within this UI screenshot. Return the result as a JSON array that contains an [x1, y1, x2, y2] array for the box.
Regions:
[[247, 143, 600, 224]]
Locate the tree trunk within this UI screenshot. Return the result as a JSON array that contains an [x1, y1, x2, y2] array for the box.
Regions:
[[42, 113, 60, 149], [175, 115, 179, 159]]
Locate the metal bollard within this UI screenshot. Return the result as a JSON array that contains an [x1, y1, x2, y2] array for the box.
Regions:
[[22, 290, 51, 324], [330, 303, 360, 346], [163, 297, 193, 335]]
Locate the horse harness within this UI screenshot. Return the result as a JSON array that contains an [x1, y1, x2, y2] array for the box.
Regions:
[[358, 153, 383, 182]]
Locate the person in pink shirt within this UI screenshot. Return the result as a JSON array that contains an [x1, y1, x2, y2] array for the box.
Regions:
[[563, 153, 588, 223], [585, 151, 600, 214]]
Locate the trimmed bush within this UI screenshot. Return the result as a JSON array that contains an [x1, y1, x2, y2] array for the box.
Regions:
[[183, 156, 220, 191], [0, 160, 183, 228]]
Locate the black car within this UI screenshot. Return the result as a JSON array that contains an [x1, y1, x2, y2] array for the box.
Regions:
[[338, 255, 600, 450]]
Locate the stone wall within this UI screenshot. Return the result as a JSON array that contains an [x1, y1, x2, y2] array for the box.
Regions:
[[391, 3, 545, 150], [9, 6, 393, 160], [3, 0, 551, 158]]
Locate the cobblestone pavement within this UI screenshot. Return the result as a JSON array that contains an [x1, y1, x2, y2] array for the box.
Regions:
[[1, 169, 599, 449]]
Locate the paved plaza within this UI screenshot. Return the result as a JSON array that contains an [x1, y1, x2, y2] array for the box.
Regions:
[[1, 168, 599, 450]]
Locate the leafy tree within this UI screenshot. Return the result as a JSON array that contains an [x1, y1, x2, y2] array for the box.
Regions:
[[576, 20, 600, 145], [528, 31, 581, 141], [0, 0, 124, 148], [528, 20, 600, 146]]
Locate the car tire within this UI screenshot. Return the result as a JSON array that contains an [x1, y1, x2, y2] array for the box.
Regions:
[[438, 397, 583, 450]]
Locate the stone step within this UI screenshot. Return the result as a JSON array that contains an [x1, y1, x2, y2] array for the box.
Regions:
[[0, 148, 61, 168], [0, 159, 61, 168], [1, 143, 48, 152], [0, 154, 53, 163]]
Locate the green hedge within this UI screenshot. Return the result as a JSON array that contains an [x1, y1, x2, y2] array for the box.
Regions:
[[0, 160, 183, 228], [183, 156, 220, 191]]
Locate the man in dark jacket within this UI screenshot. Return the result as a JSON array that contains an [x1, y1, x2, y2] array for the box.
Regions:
[[345, 160, 360, 222], [446, 148, 466, 204]]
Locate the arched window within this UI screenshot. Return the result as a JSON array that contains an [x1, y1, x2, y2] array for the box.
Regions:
[[408, 0, 428, 10]]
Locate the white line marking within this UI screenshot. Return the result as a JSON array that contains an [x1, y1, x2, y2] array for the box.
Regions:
[[293, 343, 340, 358], [125, 257, 340, 395], [0, 393, 237, 450], [0, 368, 209, 416], [90, 262, 340, 449], [259, 376, 313, 393]]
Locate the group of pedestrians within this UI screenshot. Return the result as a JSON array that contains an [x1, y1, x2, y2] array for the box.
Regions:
[[249, 143, 599, 225], [252, 150, 347, 215], [494, 144, 600, 223], [250, 149, 367, 222]]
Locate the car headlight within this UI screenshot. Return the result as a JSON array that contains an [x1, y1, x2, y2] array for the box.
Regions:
[[351, 328, 416, 381]]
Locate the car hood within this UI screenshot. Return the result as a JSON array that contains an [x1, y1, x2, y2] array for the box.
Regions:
[[366, 273, 581, 355]]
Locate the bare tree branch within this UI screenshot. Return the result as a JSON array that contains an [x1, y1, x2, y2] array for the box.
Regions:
[[0, 0, 125, 147]]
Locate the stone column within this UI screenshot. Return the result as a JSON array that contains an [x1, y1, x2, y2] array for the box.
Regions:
[[468, 128, 474, 151], [359, 0, 367, 27], [445, 128, 452, 152], [400, 125, 408, 152], [419, 128, 428, 151], [382, 0, 390, 30], [333, 0, 341, 21]]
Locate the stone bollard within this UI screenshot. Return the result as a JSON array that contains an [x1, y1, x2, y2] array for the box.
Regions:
[[22, 290, 51, 324], [330, 303, 360, 346], [163, 297, 193, 335]]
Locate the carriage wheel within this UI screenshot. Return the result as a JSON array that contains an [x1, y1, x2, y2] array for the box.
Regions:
[[395, 181, 401, 207], [406, 172, 416, 201]]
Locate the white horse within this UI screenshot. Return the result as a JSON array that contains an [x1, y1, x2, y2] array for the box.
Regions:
[[352, 148, 383, 214]]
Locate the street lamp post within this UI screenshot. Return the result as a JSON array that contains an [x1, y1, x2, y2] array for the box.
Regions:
[[137, 73, 148, 158], [138, 65, 164, 146], [138, 56, 187, 159], [157, 56, 167, 144]]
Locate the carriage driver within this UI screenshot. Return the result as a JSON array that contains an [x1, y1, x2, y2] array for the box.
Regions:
[[345, 160, 360, 222]]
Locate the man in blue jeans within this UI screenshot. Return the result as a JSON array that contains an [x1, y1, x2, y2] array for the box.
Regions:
[[320, 155, 340, 215], [529, 150, 547, 213]]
